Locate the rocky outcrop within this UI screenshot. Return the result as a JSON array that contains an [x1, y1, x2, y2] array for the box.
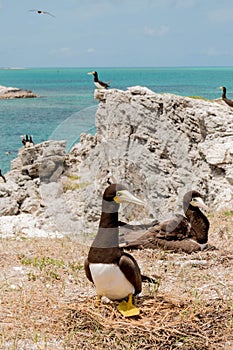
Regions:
[[0, 85, 38, 99], [0, 141, 68, 236], [0, 86, 232, 239], [69, 86, 233, 224]]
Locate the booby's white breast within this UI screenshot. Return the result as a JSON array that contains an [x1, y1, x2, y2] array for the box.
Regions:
[[90, 263, 135, 300], [94, 82, 105, 89]]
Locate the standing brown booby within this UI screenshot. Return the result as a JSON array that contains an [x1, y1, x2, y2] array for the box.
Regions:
[[84, 184, 153, 317], [87, 71, 110, 89], [122, 190, 209, 253], [219, 86, 233, 107]]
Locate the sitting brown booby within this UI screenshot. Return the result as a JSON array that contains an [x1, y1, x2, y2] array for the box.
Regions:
[[122, 190, 210, 254], [87, 71, 110, 89], [219, 86, 233, 107], [84, 184, 157, 317]]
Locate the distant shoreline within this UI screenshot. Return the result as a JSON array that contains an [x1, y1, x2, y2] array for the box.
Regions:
[[0, 84, 38, 99], [1, 65, 233, 70]]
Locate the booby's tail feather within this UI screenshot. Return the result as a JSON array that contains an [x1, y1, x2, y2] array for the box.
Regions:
[[141, 274, 160, 284]]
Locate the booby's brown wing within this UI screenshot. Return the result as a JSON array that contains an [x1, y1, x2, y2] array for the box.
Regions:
[[118, 252, 142, 295], [119, 220, 159, 244], [151, 215, 190, 241], [99, 80, 110, 88], [223, 98, 233, 107], [122, 215, 190, 250], [84, 258, 93, 283]]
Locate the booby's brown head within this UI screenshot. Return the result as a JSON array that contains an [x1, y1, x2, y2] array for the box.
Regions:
[[103, 184, 144, 206], [87, 71, 97, 77], [183, 190, 208, 213]]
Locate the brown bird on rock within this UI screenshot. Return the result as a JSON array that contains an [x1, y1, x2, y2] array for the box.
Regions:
[[87, 71, 110, 89], [122, 190, 210, 254], [219, 86, 233, 107]]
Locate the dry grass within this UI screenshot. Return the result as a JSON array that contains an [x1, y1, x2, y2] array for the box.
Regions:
[[0, 212, 233, 350]]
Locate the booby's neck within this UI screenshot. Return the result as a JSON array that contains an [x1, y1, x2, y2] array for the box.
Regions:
[[222, 87, 226, 99], [88, 200, 121, 263], [185, 206, 209, 244], [93, 72, 99, 82]]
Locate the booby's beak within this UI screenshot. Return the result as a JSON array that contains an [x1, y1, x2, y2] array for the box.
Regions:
[[190, 197, 209, 211], [114, 190, 144, 206], [87, 71, 95, 75]]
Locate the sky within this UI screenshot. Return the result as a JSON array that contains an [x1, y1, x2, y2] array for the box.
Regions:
[[1, 0, 233, 67]]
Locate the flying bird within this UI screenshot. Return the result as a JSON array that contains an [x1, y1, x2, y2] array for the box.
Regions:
[[219, 86, 233, 107], [29, 9, 55, 18], [84, 183, 157, 317], [88, 71, 110, 89]]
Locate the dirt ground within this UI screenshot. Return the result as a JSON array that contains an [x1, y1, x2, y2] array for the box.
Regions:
[[0, 211, 232, 350]]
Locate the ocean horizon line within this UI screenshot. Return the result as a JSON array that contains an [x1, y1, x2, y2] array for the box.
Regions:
[[1, 65, 233, 70]]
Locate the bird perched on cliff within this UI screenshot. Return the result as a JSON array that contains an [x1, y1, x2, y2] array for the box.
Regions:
[[21, 134, 34, 148], [219, 86, 233, 107], [0, 169, 6, 183], [87, 71, 110, 89], [84, 183, 157, 317], [29, 9, 55, 17], [122, 190, 209, 253]]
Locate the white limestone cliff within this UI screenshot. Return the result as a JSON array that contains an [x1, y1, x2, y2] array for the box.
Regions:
[[0, 87, 232, 238]]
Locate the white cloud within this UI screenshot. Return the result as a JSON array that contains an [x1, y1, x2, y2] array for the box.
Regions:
[[209, 8, 233, 23], [87, 48, 96, 54], [203, 47, 233, 57], [146, 0, 199, 9], [204, 47, 220, 56], [50, 47, 72, 57], [174, 0, 198, 8], [144, 25, 169, 37]]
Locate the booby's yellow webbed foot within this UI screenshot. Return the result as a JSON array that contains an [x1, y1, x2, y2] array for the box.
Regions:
[[95, 295, 102, 307], [117, 293, 140, 317]]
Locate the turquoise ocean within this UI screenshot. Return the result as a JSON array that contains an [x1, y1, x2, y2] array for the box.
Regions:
[[1, 66, 233, 173]]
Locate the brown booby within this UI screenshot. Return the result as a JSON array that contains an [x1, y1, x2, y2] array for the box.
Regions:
[[0, 169, 6, 183], [219, 86, 233, 107], [84, 184, 156, 317], [122, 190, 209, 253], [29, 9, 55, 17], [21, 134, 34, 148], [87, 71, 110, 89]]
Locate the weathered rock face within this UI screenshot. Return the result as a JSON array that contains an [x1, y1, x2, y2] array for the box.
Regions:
[[1, 87, 232, 238], [0, 140, 67, 217], [70, 86, 233, 224], [0, 85, 38, 99]]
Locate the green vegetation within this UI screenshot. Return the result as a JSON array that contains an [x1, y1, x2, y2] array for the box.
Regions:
[[62, 175, 91, 192], [188, 95, 209, 101], [223, 210, 233, 217]]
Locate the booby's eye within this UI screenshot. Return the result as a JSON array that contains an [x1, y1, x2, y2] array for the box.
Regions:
[[116, 191, 122, 197]]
